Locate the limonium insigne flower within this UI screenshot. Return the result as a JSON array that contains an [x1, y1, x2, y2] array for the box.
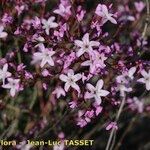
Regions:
[[59, 69, 82, 94], [85, 79, 109, 105], [0, 63, 12, 85], [74, 33, 100, 57], [0, 25, 8, 38], [32, 44, 55, 68], [2, 78, 20, 97], [42, 16, 58, 35], [53, 3, 71, 20], [52, 86, 66, 98], [138, 69, 150, 91], [95, 4, 117, 24]]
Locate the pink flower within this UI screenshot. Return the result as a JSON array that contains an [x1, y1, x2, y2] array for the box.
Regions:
[[32, 44, 55, 68], [134, 1, 145, 12], [63, 52, 76, 69], [77, 118, 87, 128], [32, 16, 41, 29], [42, 17, 58, 35], [116, 67, 136, 84], [2, 78, 20, 97], [1, 13, 13, 24], [82, 51, 107, 74], [128, 97, 144, 113], [53, 4, 71, 20], [52, 86, 66, 98], [85, 79, 109, 105], [15, 5, 25, 16], [69, 101, 77, 109], [74, 33, 100, 57], [106, 122, 118, 131], [42, 69, 50, 77], [0, 64, 12, 85], [95, 105, 103, 116], [0, 25, 8, 39], [138, 69, 150, 91], [59, 69, 82, 93], [84, 110, 94, 122], [95, 4, 117, 24], [76, 6, 86, 22]]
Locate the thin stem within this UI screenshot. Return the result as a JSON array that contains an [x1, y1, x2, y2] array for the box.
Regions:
[[105, 96, 126, 150], [142, 0, 150, 38]]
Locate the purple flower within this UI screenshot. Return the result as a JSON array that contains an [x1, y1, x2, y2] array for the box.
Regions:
[[134, 1, 145, 12], [52, 86, 66, 98], [69, 101, 77, 109], [95, 4, 117, 25], [53, 3, 71, 20], [106, 122, 118, 131], [15, 5, 25, 16], [128, 97, 144, 113]]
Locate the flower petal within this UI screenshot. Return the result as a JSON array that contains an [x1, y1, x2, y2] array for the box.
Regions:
[[86, 83, 95, 92], [96, 79, 104, 90], [64, 82, 70, 92]]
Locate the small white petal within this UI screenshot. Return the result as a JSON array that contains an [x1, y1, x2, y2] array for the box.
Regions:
[[59, 74, 68, 82], [86, 83, 95, 92], [96, 79, 104, 90], [64, 82, 70, 92]]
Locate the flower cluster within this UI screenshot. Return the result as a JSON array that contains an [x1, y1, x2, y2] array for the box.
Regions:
[[0, 0, 149, 149]]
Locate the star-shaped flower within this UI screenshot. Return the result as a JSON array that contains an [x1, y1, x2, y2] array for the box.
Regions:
[[138, 69, 150, 91], [2, 78, 20, 97], [53, 3, 71, 20], [95, 4, 117, 24], [42, 16, 58, 35], [74, 33, 100, 57], [0, 25, 8, 38], [33, 44, 55, 68], [85, 79, 109, 105], [59, 69, 82, 93], [0, 64, 12, 85]]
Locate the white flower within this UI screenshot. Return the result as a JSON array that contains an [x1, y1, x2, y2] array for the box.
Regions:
[[0, 64, 12, 85], [2, 78, 20, 97], [138, 69, 150, 91], [33, 44, 55, 68], [42, 16, 58, 35], [85, 79, 109, 105], [59, 69, 82, 93], [0, 25, 8, 38], [74, 33, 100, 57], [95, 4, 117, 24]]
